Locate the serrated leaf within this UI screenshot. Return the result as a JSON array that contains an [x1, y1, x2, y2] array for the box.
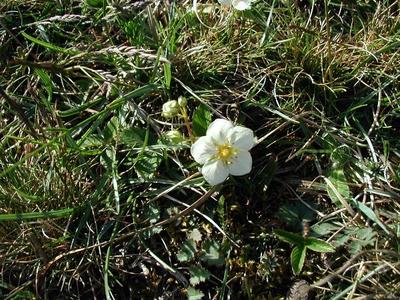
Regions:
[[188, 229, 203, 242], [121, 127, 146, 146], [134, 150, 162, 179], [141, 226, 162, 240], [274, 229, 305, 246], [143, 203, 160, 224], [192, 104, 212, 137], [347, 227, 377, 255], [187, 287, 204, 300], [188, 265, 210, 286], [291, 245, 306, 275], [177, 239, 197, 262], [201, 240, 224, 266], [305, 237, 335, 253], [81, 134, 104, 149], [333, 233, 351, 247], [355, 227, 377, 240], [354, 201, 391, 235], [103, 117, 120, 142], [311, 222, 341, 237], [326, 168, 350, 206]]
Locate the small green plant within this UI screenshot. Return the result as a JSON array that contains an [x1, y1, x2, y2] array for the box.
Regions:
[[274, 229, 335, 275]]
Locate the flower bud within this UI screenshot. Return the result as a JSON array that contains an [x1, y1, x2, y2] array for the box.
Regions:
[[165, 130, 184, 144], [178, 96, 187, 108], [162, 100, 180, 118]]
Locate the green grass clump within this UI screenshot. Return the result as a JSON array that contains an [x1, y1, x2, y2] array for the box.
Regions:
[[1, 0, 399, 299]]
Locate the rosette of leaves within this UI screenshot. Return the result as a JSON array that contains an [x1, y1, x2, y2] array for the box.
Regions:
[[274, 229, 335, 274]]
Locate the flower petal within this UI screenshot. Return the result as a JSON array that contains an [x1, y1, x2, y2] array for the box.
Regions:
[[206, 118, 234, 143], [201, 160, 229, 185], [232, 0, 251, 10], [228, 126, 255, 151], [228, 151, 252, 176], [191, 136, 216, 164]]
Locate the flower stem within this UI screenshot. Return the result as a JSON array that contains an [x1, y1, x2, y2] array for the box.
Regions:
[[180, 106, 193, 138]]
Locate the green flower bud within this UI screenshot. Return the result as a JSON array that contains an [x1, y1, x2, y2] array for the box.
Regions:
[[165, 130, 184, 144], [162, 100, 180, 118], [178, 96, 187, 108]]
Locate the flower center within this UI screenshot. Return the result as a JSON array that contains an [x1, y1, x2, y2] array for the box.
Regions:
[[217, 144, 236, 164]]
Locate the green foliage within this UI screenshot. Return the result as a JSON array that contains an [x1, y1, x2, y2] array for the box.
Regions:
[[134, 150, 162, 179], [275, 229, 335, 274], [326, 168, 351, 207], [186, 287, 205, 300], [189, 265, 211, 286], [192, 104, 212, 137], [200, 239, 225, 266], [354, 201, 391, 235], [274, 229, 305, 246], [333, 226, 378, 255], [177, 239, 197, 262], [121, 127, 147, 146], [277, 200, 316, 231], [85, 0, 105, 8], [290, 245, 306, 275], [304, 237, 335, 253]]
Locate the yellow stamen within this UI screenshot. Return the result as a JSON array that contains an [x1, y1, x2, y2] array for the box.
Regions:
[[217, 144, 236, 164]]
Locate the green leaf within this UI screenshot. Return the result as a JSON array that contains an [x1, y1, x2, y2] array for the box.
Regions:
[[188, 265, 210, 286], [103, 117, 120, 142], [22, 32, 79, 55], [164, 63, 172, 90], [333, 232, 351, 247], [274, 229, 305, 246], [187, 287, 204, 300], [354, 201, 391, 235], [291, 245, 306, 275], [134, 150, 162, 179], [141, 226, 162, 240], [326, 168, 350, 206], [200, 240, 225, 266], [311, 222, 341, 237], [188, 229, 203, 242], [86, 0, 105, 7], [140, 195, 161, 239], [348, 227, 377, 255], [192, 104, 212, 137], [217, 195, 226, 225], [58, 98, 103, 118], [121, 127, 147, 146], [305, 237, 335, 253], [143, 203, 160, 224], [277, 201, 316, 231], [177, 239, 197, 262], [0, 208, 77, 222]]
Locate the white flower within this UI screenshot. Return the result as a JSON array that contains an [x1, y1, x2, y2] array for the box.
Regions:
[[191, 118, 255, 185], [232, 0, 251, 10], [218, 0, 252, 10]]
